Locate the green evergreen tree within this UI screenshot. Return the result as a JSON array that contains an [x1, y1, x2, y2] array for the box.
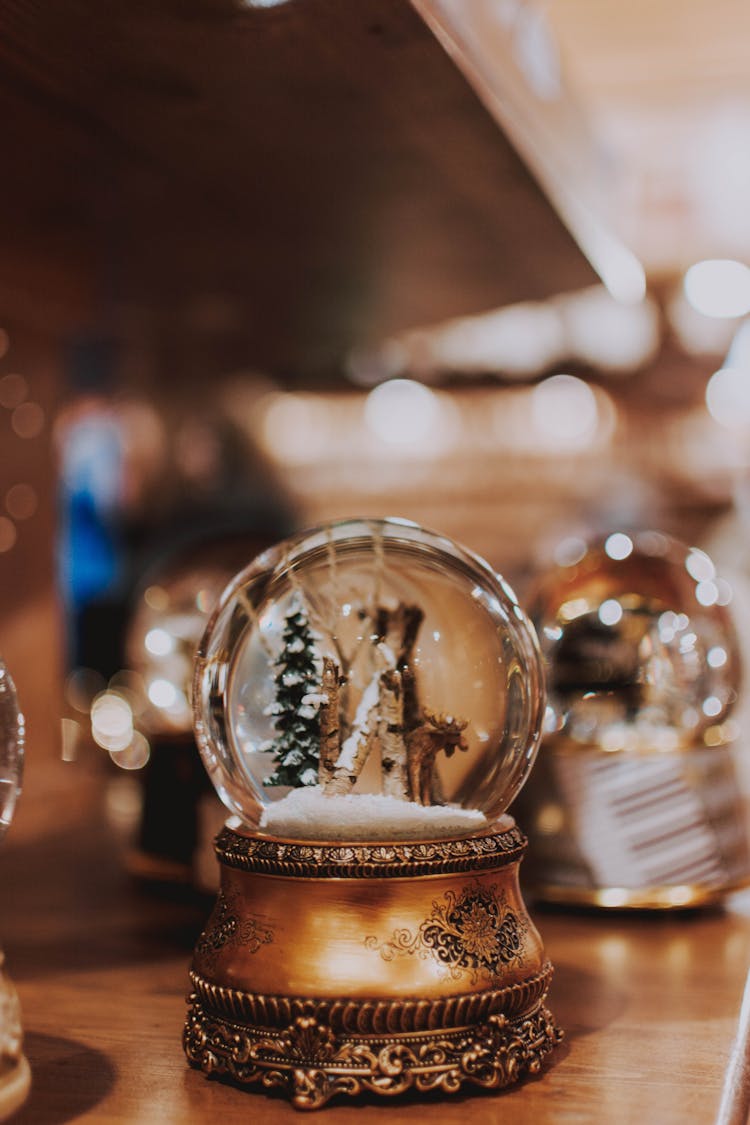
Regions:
[[264, 604, 323, 787]]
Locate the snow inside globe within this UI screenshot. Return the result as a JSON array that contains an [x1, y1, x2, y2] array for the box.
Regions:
[[193, 518, 544, 842]]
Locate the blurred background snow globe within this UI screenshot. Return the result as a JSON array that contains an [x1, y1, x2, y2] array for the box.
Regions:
[[517, 530, 749, 906], [194, 518, 545, 842], [0, 657, 28, 1119], [530, 530, 740, 754]]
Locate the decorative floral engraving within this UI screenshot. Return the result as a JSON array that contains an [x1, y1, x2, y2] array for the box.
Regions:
[[365, 881, 525, 982], [194, 893, 274, 970], [364, 927, 424, 961], [184, 998, 562, 1109]]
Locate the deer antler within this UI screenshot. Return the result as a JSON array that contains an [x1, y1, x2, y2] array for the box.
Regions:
[[423, 710, 468, 734]]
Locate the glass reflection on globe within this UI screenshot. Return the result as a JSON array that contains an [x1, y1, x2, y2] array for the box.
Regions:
[[194, 518, 545, 840], [519, 531, 750, 906]]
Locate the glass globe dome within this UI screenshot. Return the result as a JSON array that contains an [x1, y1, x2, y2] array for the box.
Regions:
[[194, 518, 544, 841], [0, 660, 23, 843], [528, 531, 740, 753]]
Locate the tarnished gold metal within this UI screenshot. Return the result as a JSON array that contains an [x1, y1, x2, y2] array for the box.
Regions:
[[184, 820, 562, 1109]]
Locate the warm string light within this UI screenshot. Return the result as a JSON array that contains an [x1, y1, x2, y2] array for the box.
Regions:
[[344, 286, 658, 385], [253, 378, 616, 473]]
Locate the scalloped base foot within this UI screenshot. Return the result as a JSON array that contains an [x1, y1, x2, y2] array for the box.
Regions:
[[184, 993, 561, 1110]]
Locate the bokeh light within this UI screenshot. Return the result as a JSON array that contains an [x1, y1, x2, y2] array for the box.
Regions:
[[531, 374, 599, 450], [148, 679, 178, 709], [91, 692, 134, 753], [0, 517, 17, 554], [684, 259, 750, 319], [11, 401, 44, 439], [604, 532, 633, 561], [0, 373, 27, 410], [5, 484, 37, 521], [706, 367, 750, 429], [364, 379, 442, 446]]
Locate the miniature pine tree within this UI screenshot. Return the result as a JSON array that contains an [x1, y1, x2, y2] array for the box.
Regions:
[[264, 603, 323, 787]]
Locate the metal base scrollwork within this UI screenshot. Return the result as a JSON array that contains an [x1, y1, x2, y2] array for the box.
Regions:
[[185, 823, 563, 1108], [184, 991, 562, 1110]]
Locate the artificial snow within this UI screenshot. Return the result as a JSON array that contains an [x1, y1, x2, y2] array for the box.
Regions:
[[301, 692, 329, 708], [282, 672, 305, 686], [260, 786, 489, 841]]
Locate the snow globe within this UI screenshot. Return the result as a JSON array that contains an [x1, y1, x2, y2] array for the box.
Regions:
[[517, 530, 750, 908], [123, 558, 232, 883], [184, 518, 561, 1108], [0, 658, 29, 1120]]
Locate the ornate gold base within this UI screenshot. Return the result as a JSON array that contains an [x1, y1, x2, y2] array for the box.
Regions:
[[184, 820, 562, 1109], [185, 976, 560, 1109]]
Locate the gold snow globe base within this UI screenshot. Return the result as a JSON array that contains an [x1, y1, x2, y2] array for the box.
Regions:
[[184, 818, 562, 1110]]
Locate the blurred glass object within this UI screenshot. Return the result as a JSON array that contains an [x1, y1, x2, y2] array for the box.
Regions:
[[0, 658, 30, 1118], [127, 561, 233, 739], [532, 532, 739, 753], [122, 534, 291, 886], [0, 661, 23, 841], [516, 531, 750, 907]]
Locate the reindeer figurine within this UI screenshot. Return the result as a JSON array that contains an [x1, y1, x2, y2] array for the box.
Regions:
[[406, 711, 469, 806]]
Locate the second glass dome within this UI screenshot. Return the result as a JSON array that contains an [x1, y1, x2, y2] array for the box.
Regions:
[[194, 518, 544, 841], [0, 659, 23, 844]]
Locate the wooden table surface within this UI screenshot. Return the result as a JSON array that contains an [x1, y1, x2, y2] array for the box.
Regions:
[[1, 761, 748, 1125]]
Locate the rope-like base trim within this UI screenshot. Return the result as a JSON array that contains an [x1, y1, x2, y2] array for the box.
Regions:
[[190, 962, 554, 1035]]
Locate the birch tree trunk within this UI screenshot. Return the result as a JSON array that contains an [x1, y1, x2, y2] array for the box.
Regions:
[[379, 669, 410, 799], [318, 657, 341, 787], [326, 672, 380, 794]]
